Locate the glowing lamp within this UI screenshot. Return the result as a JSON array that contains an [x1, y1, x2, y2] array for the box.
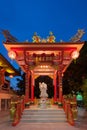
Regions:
[[8, 51, 16, 60], [71, 51, 79, 60], [9, 75, 13, 78]]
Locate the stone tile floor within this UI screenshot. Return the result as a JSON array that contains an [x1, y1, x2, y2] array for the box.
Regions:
[[75, 107, 87, 129]]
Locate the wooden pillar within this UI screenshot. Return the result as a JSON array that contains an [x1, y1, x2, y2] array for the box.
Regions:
[[0, 99, 1, 111], [53, 70, 57, 102], [5, 99, 8, 110], [31, 71, 34, 102], [58, 71, 63, 103], [0, 68, 5, 90], [25, 65, 29, 102]]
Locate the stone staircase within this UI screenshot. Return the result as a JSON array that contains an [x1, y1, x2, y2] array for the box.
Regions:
[[21, 106, 67, 123]]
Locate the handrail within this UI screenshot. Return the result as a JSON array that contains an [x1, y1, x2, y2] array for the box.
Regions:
[[62, 95, 77, 126], [10, 95, 78, 126], [10, 95, 25, 126]]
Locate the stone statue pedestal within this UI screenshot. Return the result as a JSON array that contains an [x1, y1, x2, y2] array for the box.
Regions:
[[40, 98, 47, 109]]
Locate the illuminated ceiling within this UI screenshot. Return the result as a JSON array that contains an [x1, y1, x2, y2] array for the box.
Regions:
[[0, 54, 18, 75]]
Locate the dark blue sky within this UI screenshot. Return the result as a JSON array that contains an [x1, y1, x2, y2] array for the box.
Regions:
[[0, 0, 87, 88]]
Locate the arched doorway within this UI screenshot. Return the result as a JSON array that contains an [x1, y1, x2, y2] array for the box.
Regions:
[[34, 75, 54, 98]]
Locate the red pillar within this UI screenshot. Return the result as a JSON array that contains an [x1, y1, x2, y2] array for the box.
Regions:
[[31, 71, 34, 102], [0, 68, 5, 91], [53, 70, 57, 102], [25, 65, 29, 102], [58, 71, 63, 103]]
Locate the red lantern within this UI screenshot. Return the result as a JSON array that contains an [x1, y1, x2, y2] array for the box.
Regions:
[[8, 51, 16, 60]]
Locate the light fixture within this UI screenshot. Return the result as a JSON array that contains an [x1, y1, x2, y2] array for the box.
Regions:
[[9, 75, 13, 78], [40, 65, 48, 68], [71, 50, 79, 60], [8, 51, 16, 60]]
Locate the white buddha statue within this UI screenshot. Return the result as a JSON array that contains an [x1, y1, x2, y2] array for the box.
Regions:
[[39, 82, 48, 98]]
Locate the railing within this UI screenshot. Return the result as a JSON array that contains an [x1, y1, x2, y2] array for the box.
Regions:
[[62, 95, 78, 126], [10, 95, 25, 126], [10, 95, 78, 126]]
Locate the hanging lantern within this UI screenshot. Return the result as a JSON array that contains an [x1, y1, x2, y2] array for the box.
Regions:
[[8, 51, 16, 60], [71, 50, 79, 60], [9, 75, 13, 78], [71, 50, 79, 63]]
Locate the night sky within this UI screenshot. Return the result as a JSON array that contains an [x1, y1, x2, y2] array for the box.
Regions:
[[0, 0, 87, 89]]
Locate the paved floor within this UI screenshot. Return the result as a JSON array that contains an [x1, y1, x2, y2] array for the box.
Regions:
[[0, 107, 87, 130]]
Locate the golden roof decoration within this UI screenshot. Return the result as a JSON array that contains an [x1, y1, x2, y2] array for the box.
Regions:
[[32, 32, 56, 43]]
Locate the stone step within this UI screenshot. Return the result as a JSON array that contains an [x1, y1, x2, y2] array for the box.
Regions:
[[24, 109, 64, 111], [21, 119, 67, 123], [22, 115, 66, 118], [23, 112, 65, 116], [24, 109, 63, 112], [21, 108, 67, 123], [23, 110, 65, 114], [23, 112, 65, 115]]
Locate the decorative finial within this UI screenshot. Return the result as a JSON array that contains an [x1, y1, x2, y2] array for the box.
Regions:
[[32, 32, 41, 43], [49, 31, 53, 36], [60, 39, 64, 42], [47, 32, 56, 43], [34, 32, 37, 36]]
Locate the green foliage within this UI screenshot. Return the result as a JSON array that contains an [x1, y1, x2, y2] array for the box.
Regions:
[[63, 42, 87, 95]]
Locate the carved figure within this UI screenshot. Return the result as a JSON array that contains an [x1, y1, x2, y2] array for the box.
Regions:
[[47, 32, 56, 43], [39, 82, 48, 98], [32, 32, 41, 43], [70, 29, 85, 42]]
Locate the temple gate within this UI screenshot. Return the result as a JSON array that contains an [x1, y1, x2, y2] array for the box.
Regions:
[[3, 32, 84, 103]]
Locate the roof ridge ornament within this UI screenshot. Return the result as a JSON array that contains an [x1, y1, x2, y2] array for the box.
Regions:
[[32, 32, 41, 43], [32, 32, 56, 43], [70, 29, 85, 42], [1, 29, 18, 42], [47, 32, 56, 43]]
